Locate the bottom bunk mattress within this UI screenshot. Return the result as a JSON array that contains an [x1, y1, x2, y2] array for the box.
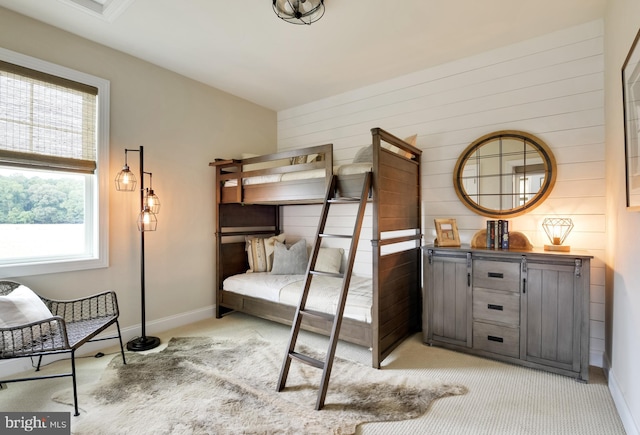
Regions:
[[222, 273, 372, 323]]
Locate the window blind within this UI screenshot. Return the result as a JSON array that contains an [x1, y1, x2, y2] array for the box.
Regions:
[[0, 60, 98, 174]]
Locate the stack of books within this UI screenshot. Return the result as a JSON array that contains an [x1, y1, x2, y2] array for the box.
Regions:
[[486, 220, 509, 249]]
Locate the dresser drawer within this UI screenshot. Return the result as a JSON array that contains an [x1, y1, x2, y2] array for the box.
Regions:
[[473, 260, 520, 292], [473, 289, 520, 326], [473, 321, 520, 358]]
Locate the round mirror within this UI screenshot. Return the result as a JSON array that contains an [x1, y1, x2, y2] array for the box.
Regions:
[[453, 130, 557, 218]]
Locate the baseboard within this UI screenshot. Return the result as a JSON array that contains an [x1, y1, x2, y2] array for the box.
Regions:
[[0, 305, 216, 378], [590, 349, 604, 368], [123, 304, 216, 343], [608, 367, 639, 435]]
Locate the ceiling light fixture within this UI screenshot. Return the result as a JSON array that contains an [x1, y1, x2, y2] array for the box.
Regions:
[[273, 0, 325, 25]]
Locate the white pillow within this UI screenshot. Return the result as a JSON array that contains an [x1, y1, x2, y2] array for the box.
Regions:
[[352, 136, 415, 163], [353, 145, 373, 163], [246, 234, 286, 273], [0, 285, 54, 328], [315, 248, 344, 274]]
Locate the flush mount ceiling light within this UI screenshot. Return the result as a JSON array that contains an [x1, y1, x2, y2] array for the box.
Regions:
[[273, 0, 325, 25]]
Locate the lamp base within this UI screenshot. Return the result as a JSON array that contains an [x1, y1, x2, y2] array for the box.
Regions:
[[544, 244, 570, 252], [127, 336, 161, 352]]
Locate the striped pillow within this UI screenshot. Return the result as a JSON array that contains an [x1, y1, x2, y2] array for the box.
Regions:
[[246, 234, 286, 273]]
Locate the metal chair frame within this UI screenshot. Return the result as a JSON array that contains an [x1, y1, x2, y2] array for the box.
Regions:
[[0, 280, 127, 416]]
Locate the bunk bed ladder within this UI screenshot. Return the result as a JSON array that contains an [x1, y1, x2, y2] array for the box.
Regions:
[[276, 171, 372, 410]]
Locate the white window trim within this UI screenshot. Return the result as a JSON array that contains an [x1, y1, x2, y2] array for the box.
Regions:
[[0, 47, 110, 278]]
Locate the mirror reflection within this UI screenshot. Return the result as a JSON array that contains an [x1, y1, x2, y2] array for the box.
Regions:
[[454, 131, 556, 218]]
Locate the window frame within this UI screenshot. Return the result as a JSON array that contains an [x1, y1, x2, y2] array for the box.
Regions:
[[0, 47, 109, 278]]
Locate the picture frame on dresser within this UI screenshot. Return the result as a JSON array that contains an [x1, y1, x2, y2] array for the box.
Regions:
[[622, 26, 640, 209], [434, 218, 461, 247]]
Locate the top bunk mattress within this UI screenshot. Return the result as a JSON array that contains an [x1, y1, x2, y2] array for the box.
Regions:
[[222, 272, 372, 323]]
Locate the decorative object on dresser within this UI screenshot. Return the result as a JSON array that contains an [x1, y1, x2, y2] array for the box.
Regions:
[[423, 246, 592, 382], [53, 336, 466, 434], [434, 218, 461, 247], [471, 229, 533, 251], [453, 131, 557, 218], [114, 146, 161, 352], [622, 25, 640, 209], [542, 217, 574, 252]]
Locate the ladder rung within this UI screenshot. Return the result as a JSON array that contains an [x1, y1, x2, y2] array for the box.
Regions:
[[319, 234, 352, 239], [310, 270, 343, 279], [300, 308, 335, 322], [289, 351, 324, 369], [328, 198, 360, 203]]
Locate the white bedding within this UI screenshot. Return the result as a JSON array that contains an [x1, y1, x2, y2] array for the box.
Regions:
[[223, 163, 372, 187], [223, 272, 372, 323]]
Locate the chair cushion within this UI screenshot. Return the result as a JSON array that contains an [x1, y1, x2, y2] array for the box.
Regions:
[[0, 285, 54, 328]]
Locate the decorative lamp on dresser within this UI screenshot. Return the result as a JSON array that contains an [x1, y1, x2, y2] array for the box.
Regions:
[[423, 246, 592, 382]]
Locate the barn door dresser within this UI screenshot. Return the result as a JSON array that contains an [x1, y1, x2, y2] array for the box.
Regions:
[[423, 246, 592, 382]]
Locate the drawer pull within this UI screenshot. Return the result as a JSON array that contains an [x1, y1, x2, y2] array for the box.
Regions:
[[488, 335, 504, 343], [488, 304, 503, 311], [488, 272, 504, 279]]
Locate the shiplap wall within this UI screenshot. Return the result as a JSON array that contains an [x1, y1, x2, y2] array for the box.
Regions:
[[277, 20, 605, 366]]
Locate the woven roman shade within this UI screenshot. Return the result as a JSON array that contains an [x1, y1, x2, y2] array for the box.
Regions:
[[0, 60, 98, 174]]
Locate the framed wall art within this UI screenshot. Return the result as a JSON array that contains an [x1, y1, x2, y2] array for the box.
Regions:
[[434, 218, 461, 247], [623, 26, 640, 209]]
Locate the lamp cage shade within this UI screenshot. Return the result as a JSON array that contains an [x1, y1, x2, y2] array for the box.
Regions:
[[273, 0, 324, 25], [145, 189, 161, 214], [115, 164, 137, 191], [137, 206, 158, 232], [542, 217, 574, 246]]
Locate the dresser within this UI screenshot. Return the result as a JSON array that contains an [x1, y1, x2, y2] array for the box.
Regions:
[[423, 246, 592, 381]]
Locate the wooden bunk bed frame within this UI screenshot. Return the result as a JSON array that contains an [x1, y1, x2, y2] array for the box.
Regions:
[[210, 128, 422, 368]]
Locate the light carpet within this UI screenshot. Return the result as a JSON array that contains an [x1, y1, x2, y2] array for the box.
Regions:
[[52, 335, 466, 435]]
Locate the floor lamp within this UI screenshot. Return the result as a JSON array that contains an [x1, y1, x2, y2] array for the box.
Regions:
[[115, 146, 161, 351]]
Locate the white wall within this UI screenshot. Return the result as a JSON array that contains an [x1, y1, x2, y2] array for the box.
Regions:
[[277, 21, 606, 367], [604, 0, 640, 433], [0, 8, 276, 351]]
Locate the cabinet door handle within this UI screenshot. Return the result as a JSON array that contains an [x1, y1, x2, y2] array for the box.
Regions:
[[467, 273, 471, 287], [488, 335, 504, 343], [488, 272, 504, 279], [488, 304, 503, 311], [523, 278, 527, 294]]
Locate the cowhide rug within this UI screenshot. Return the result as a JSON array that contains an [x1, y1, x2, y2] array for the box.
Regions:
[[53, 336, 466, 434]]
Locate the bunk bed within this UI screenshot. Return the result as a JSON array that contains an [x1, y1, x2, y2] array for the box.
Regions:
[[210, 128, 422, 368]]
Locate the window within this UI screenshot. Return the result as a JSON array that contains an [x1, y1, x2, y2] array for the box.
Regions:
[[0, 48, 109, 277]]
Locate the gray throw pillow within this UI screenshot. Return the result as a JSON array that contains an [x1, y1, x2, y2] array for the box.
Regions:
[[270, 240, 308, 275]]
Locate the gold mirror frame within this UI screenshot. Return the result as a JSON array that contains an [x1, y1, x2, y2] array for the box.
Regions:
[[453, 130, 557, 218]]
